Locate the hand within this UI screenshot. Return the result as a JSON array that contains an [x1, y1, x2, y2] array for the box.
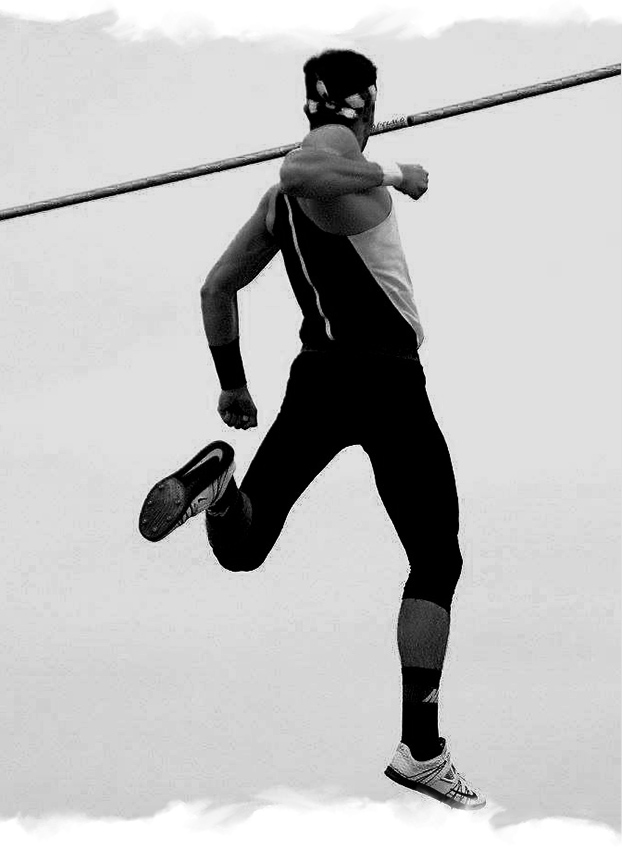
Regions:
[[396, 164, 429, 200], [218, 385, 258, 430]]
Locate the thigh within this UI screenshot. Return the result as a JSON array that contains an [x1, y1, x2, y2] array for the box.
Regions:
[[240, 353, 354, 532], [360, 366, 461, 557]]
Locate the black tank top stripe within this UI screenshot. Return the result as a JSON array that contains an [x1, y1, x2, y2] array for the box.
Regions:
[[283, 195, 334, 341]]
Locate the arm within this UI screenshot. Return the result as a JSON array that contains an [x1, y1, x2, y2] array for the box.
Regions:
[[200, 185, 280, 348], [279, 125, 391, 199]]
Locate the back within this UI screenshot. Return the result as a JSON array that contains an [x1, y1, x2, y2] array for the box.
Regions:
[[271, 188, 425, 359]]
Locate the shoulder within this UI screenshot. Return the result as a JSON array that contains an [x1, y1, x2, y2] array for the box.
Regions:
[[300, 124, 362, 159]]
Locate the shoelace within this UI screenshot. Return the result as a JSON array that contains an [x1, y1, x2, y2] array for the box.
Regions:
[[408, 749, 476, 801], [446, 766, 472, 798]]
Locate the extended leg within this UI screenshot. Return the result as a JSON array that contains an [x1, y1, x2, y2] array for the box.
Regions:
[[360, 361, 463, 760]]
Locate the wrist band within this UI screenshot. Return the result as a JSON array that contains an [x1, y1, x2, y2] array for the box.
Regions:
[[379, 161, 404, 187], [209, 337, 247, 391]]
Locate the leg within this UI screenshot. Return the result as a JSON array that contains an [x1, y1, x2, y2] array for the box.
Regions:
[[205, 353, 354, 572], [360, 360, 463, 759], [398, 598, 450, 669]]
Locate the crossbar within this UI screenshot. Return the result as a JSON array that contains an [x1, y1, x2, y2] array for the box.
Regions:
[[0, 63, 619, 223]]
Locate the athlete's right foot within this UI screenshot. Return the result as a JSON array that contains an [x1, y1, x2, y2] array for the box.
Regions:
[[139, 441, 235, 542], [384, 738, 486, 810]]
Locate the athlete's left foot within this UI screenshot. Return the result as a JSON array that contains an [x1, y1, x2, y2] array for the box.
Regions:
[[139, 441, 235, 542], [384, 738, 486, 810]]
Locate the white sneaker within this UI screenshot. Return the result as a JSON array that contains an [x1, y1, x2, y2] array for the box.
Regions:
[[139, 441, 236, 542], [385, 738, 486, 810]]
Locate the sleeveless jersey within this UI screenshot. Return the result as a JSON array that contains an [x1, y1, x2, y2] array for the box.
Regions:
[[272, 189, 425, 360]]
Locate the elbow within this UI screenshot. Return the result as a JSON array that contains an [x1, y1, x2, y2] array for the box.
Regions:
[[280, 156, 336, 199], [202, 269, 238, 301], [279, 169, 325, 199], [280, 151, 321, 197], [200, 278, 214, 299], [201, 273, 225, 299]]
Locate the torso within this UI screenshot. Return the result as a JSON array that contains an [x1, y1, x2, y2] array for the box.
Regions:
[[268, 184, 425, 358]]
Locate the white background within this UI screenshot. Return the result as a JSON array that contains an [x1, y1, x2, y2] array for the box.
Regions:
[[0, 4, 619, 843]]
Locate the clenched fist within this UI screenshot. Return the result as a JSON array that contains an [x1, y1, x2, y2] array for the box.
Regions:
[[218, 385, 258, 430], [396, 164, 429, 200]]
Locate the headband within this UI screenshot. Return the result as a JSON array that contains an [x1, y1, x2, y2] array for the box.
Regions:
[[306, 78, 377, 120]]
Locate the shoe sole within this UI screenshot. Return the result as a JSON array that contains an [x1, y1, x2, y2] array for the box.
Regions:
[[384, 766, 486, 811], [139, 441, 234, 543]]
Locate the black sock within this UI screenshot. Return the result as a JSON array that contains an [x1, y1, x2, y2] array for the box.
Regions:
[[401, 666, 443, 761], [208, 476, 239, 515]]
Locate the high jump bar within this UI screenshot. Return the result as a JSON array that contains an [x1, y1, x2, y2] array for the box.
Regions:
[[0, 62, 619, 223]]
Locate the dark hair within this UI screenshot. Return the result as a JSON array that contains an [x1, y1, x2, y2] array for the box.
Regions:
[[303, 49, 378, 130]]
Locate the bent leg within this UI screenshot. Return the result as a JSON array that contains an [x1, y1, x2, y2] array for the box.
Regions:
[[205, 353, 354, 572]]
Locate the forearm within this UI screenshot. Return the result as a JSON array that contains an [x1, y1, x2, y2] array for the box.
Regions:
[[200, 285, 247, 390], [200, 285, 240, 347], [280, 150, 387, 199]]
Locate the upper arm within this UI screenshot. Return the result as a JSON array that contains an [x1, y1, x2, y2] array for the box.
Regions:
[[280, 125, 363, 184], [205, 185, 281, 294]]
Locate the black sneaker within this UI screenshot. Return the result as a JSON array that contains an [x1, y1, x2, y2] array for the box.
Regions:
[[139, 441, 235, 542]]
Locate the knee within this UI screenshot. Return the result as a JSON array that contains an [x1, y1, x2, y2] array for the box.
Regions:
[[402, 548, 463, 613], [221, 562, 263, 574], [217, 552, 266, 573]]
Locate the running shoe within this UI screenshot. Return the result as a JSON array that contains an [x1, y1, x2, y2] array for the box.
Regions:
[[139, 441, 235, 542], [384, 738, 486, 810]]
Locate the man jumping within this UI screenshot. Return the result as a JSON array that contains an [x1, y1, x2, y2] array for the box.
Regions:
[[138, 49, 486, 811]]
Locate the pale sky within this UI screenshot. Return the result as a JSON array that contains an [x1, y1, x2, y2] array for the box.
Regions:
[[0, 3, 620, 848], [1, 0, 622, 38]]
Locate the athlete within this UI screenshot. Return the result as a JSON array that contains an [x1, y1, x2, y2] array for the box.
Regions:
[[138, 49, 486, 811]]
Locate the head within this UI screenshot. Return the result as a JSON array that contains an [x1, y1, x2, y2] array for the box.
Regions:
[[303, 49, 378, 151]]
